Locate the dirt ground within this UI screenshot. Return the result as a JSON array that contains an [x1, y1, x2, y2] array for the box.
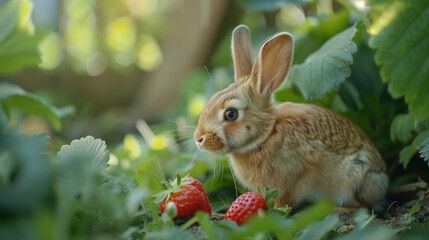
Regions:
[[336, 180, 429, 233]]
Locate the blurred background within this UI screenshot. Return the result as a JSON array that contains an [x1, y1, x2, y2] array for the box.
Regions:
[[1, 0, 372, 142]]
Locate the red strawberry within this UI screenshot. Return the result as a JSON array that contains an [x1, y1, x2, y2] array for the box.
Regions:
[[224, 192, 267, 225], [183, 178, 211, 215], [157, 175, 211, 219]]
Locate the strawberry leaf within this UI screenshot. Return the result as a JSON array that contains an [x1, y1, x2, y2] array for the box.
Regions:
[[295, 215, 340, 240], [0, 0, 41, 74], [57, 136, 110, 168], [419, 138, 429, 164], [399, 130, 429, 168], [290, 22, 364, 100], [369, 0, 429, 120], [135, 158, 166, 194], [195, 212, 216, 240], [0, 82, 73, 131]]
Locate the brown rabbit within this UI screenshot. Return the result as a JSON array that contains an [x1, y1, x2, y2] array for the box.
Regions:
[[194, 25, 388, 209]]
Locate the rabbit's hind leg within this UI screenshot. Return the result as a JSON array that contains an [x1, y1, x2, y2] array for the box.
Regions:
[[354, 171, 389, 211]]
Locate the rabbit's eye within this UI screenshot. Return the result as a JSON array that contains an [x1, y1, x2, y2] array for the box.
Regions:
[[224, 108, 238, 121]]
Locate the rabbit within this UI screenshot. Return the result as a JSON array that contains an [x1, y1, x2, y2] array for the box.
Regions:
[[194, 25, 389, 210]]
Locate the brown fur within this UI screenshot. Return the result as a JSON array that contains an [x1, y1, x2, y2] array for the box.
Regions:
[[194, 25, 388, 209]]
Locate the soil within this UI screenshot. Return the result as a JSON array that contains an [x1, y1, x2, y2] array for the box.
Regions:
[[335, 180, 429, 233]]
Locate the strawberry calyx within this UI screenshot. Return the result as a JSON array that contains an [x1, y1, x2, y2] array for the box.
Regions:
[[153, 174, 192, 204], [257, 186, 279, 209]]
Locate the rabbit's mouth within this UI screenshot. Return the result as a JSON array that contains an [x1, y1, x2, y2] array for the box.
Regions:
[[195, 131, 226, 154]]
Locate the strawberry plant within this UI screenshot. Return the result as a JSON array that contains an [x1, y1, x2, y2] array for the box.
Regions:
[[1, 0, 429, 239]]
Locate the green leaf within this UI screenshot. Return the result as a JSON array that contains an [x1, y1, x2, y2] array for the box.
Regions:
[[335, 224, 393, 240], [399, 130, 429, 168], [57, 136, 110, 168], [410, 203, 420, 215], [144, 226, 195, 240], [390, 114, 415, 143], [135, 158, 165, 193], [368, 0, 429, 121], [196, 212, 216, 240], [419, 138, 429, 164], [263, 187, 279, 209], [237, 0, 302, 11], [31, 132, 50, 149], [287, 199, 335, 234], [290, 22, 364, 100], [0, 82, 73, 131], [0, 126, 50, 213], [0, 0, 40, 74], [295, 215, 340, 240]]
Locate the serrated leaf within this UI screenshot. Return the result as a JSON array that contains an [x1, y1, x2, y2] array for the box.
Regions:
[[399, 145, 418, 169], [135, 158, 165, 193], [399, 130, 429, 168], [237, 0, 302, 11], [0, 0, 40, 74], [295, 215, 340, 240], [31, 132, 49, 149], [390, 114, 415, 143], [419, 138, 429, 164], [0, 82, 73, 131], [368, 0, 429, 121], [291, 22, 364, 100], [57, 136, 110, 168]]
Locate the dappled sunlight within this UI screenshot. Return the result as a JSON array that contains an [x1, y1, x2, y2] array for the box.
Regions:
[[124, 133, 142, 160], [368, 0, 405, 35], [107, 17, 136, 53], [354, 0, 366, 10], [126, 0, 159, 17], [65, 0, 96, 19], [86, 52, 108, 76], [38, 31, 64, 70], [65, 14, 97, 69], [2, 0, 429, 238], [18, 0, 34, 33], [136, 34, 163, 71], [187, 95, 206, 117], [278, 4, 305, 28]]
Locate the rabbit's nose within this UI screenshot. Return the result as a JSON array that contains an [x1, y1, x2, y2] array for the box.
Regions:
[[196, 136, 204, 143]]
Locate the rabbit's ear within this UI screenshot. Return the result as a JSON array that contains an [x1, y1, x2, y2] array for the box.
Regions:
[[232, 25, 254, 81], [252, 33, 293, 94]]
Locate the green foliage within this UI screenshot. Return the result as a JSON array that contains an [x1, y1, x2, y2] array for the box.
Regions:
[[290, 22, 364, 101], [369, 0, 429, 121], [0, 0, 40, 74], [0, 127, 50, 213], [135, 158, 166, 193], [391, 114, 415, 143], [419, 138, 429, 164], [237, 0, 302, 11], [57, 136, 110, 168], [2, 0, 429, 239], [399, 130, 429, 168], [0, 82, 73, 131], [295, 215, 339, 240]]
